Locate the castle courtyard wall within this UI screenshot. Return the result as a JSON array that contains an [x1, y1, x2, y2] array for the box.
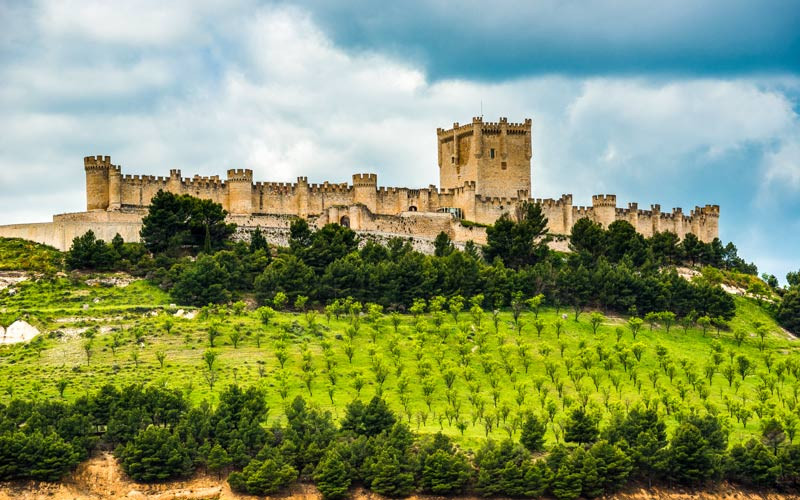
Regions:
[[0, 212, 143, 251], [0, 209, 485, 253]]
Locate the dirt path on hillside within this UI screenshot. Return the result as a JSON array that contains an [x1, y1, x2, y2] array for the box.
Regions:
[[0, 452, 795, 499]]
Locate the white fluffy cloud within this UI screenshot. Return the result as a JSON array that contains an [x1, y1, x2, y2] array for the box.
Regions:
[[36, 0, 242, 46], [0, 2, 798, 279], [763, 136, 800, 191]]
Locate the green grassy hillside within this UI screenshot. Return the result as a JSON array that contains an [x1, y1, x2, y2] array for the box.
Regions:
[[0, 271, 793, 450], [0, 237, 62, 273]]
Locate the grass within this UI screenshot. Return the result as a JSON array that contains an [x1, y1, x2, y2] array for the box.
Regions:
[[0, 237, 63, 273], [1, 271, 796, 452]]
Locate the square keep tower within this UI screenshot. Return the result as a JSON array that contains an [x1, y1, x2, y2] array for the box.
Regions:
[[437, 117, 532, 199]]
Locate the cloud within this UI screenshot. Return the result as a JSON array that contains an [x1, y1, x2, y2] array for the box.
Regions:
[[295, 0, 800, 79], [35, 0, 245, 47], [548, 79, 798, 192], [0, 1, 798, 281], [763, 136, 800, 191]]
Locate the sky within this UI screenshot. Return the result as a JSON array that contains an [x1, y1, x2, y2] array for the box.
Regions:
[[0, 0, 798, 281]]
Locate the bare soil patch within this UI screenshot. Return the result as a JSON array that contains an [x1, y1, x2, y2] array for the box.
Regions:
[[0, 453, 796, 500]]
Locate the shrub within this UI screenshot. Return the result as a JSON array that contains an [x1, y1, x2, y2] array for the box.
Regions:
[[228, 448, 297, 496], [115, 426, 193, 482]]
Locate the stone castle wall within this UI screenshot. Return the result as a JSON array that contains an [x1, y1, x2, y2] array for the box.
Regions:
[[0, 211, 143, 251], [0, 118, 719, 251], [0, 208, 477, 252]]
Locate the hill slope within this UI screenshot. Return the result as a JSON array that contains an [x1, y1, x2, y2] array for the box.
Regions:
[[0, 268, 792, 447]]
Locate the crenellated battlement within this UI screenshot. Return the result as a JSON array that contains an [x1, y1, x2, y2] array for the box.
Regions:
[[573, 206, 591, 218], [437, 116, 532, 137], [255, 181, 295, 191], [476, 195, 520, 206], [121, 174, 169, 183], [659, 210, 689, 222], [227, 169, 253, 182], [561, 197, 719, 241], [531, 194, 573, 208], [695, 204, 720, 217], [377, 186, 408, 195], [352, 173, 378, 186], [440, 180, 477, 196], [592, 194, 617, 207], [84, 155, 114, 171], [309, 182, 350, 194], [75, 117, 717, 243], [182, 175, 224, 190]]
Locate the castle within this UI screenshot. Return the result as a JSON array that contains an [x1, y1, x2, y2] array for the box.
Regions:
[[0, 117, 719, 251]]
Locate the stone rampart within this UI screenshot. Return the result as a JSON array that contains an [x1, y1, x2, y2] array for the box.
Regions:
[[6, 117, 716, 250], [0, 217, 142, 251]]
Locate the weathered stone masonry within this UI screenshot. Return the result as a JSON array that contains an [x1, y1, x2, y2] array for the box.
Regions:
[[0, 117, 718, 251]]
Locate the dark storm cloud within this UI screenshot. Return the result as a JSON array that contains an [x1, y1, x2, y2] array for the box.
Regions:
[[0, 1, 797, 282], [292, 0, 800, 79]]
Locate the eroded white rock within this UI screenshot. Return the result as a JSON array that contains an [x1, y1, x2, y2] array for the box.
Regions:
[[1, 320, 40, 344]]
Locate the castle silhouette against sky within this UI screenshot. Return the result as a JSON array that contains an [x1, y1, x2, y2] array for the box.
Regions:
[[0, 117, 719, 251]]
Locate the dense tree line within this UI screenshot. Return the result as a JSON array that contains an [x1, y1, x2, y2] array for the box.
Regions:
[[170, 215, 737, 321], [778, 274, 800, 334], [66, 194, 776, 327], [4, 384, 800, 498], [65, 231, 149, 272]]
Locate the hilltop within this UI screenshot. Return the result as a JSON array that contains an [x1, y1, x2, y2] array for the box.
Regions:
[[1, 195, 799, 499], [0, 257, 790, 445]]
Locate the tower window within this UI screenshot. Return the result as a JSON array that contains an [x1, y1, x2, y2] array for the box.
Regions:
[[451, 157, 455, 164], [501, 161, 507, 170], [490, 148, 495, 159]]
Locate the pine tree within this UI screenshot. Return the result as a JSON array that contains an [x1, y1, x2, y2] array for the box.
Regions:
[[522, 459, 552, 497], [726, 438, 779, 488], [65, 230, 116, 270], [420, 449, 471, 494], [564, 407, 599, 445], [171, 254, 231, 306], [580, 451, 603, 498], [250, 227, 269, 253], [484, 202, 550, 269], [314, 447, 352, 500], [229, 450, 297, 496], [368, 447, 415, 497], [589, 440, 632, 494], [520, 413, 547, 452], [550, 449, 583, 500], [663, 423, 717, 485], [340, 397, 396, 437], [207, 443, 232, 479], [433, 231, 454, 257], [115, 426, 193, 482]]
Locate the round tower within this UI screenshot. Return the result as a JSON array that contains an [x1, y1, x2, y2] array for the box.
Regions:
[[108, 166, 122, 210], [84, 155, 111, 210], [226, 169, 253, 214], [352, 173, 378, 213]]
